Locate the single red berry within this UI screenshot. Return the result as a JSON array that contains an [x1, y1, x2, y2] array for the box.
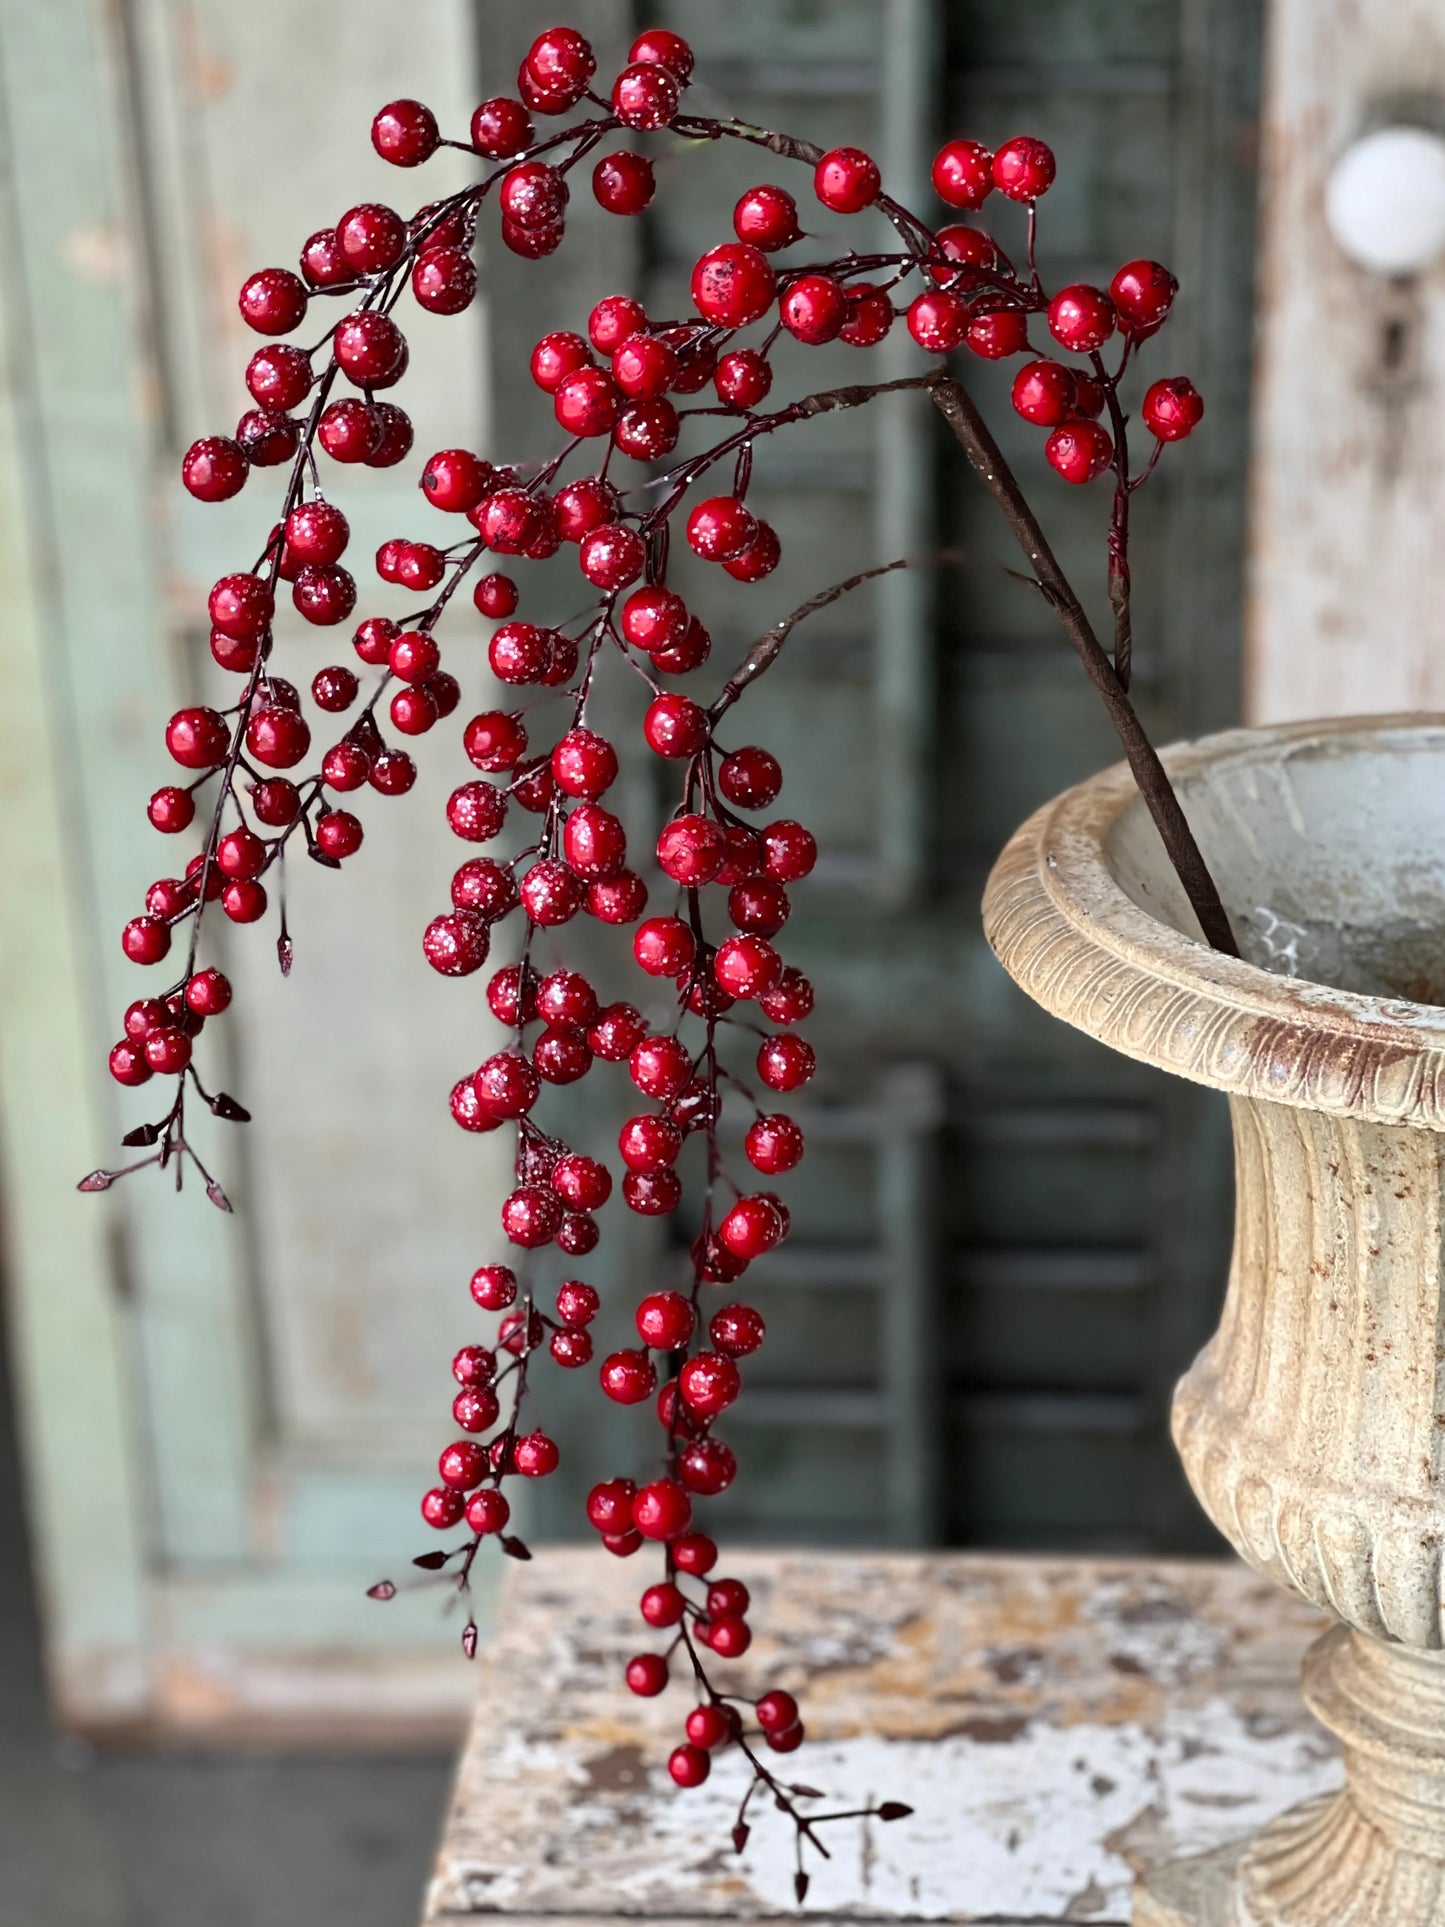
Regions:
[[470, 1265, 517, 1312], [629, 1036, 692, 1103], [530, 330, 591, 394], [587, 873, 647, 923], [452, 1384, 500, 1432], [450, 858, 516, 919], [1110, 259, 1178, 336], [686, 1703, 734, 1750], [907, 289, 968, 353], [578, 522, 645, 590], [623, 1168, 683, 1216], [600, 1349, 658, 1405], [316, 810, 363, 860], [615, 397, 682, 462], [612, 60, 679, 130], [746, 1113, 805, 1176], [967, 308, 1030, 360], [421, 448, 490, 515], [634, 916, 695, 978], [757, 1033, 816, 1092], [551, 477, 618, 545], [471, 96, 532, 159], [932, 137, 994, 209], [533, 1024, 592, 1084], [686, 495, 756, 562], [235, 408, 298, 469], [371, 98, 439, 166], [815, 145, 880, 212], [642, 694, 707, 760], [1011, 359, 1077, 427], [718, 746, 781, 810], [338, 202, 407, 274], [714, 934, 782, 1000], [500, 213, 564, 257], [761, 820, 816, 882], [121, 916, 170, 965], [438, 1440, 487, 1491], [657, 815, 726, 886], [629, 28, 693, 78], [691, 243, 775, 327], [929, 225, 999, 289], [165, 706, 229, 770], [369, 749, 416, 796], [422, 910, 490, 977], [300, 229, 351, 289], [501, 1185, 562, 1248], [587, 1478, 638, 1533], [653, 616, 711, 675], [463, 710, 527, 772], [514, 1430, 559, 1477], [755, 1688, 799, 1731], [676, 1352, 740, 1422], [1142, 376, 1204, 441], [388, 629, 441, 684], [593, 151, 655, 215], [487, 621, 549, 686], [292, 563, 357, 627], [759, 966, 812, 1024], [238, 267, 307, 335], [668, 1742, 710, 1788], [780, 273, 849, 345], [141, 1025, 191, 1076], [719, 1194, 785, 1259], [209, 571, 273, 640], [470, 574, 516, 623], [552, 729, 618, 800], [421, 1486, 465, 1529], [633, 1477, 691, 1541], [412, 246, 477, 314], [588, 295, 647, 354], [465, 1489, 510, 1535], [636, 1290, 695, 1351], [840, 282, 894, 347], [181, 436, 247, 503], [555, 1280, 601, 1328], [554, 366, 621, 437], [711, 1303, 766, 1358], [1047, 284, 1116, 354], [216, 827, 266, 881], [246, 706, 310, 770], [246, 344, 312, 412], [309, 665, 357, 715], [618, 1113, 683, 1174], [714, 348, 772, 409], [447, 781, 508, 844], [1045, 418, 1115, 482], [220, 877, 266, 925], [520, 858, 584, 926], [706, 1615, 751, 1660], [147, 786, 194, 834], [499, 160, 568, 230], [733, 184, 799, 252], [640, 1582, 686, 1629], [612, 334, 677, 403], [625, 1653, 668, 1697], [182, 968, 231, 1019], [724, 520, 782, 578], [285, 499, 349, 565], [251, 777, 301, 827], [335, 310, 405, 385], [317, 398, 381, 464], [322, 743, 369, 791], [992, 136, 1056, 202]]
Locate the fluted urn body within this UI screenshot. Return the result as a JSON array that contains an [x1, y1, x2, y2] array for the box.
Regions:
[[983, 718, 1445, 1927]]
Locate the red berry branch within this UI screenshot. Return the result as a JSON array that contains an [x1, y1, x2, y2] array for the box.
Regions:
[[80, 21, 1230, 1894]]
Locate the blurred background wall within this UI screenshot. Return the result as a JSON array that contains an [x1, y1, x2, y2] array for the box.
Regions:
[[5, 0, 1440, 1918]]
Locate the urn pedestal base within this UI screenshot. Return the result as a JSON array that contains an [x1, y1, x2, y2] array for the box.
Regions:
[[1135, 1627, 1445, 1925]]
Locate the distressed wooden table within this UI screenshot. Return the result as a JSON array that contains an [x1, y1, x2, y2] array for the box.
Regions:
[[422, 1550, 1340, 1925]]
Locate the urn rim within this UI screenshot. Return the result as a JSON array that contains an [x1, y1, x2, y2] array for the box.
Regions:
[[981, 714, 1445, 1128]]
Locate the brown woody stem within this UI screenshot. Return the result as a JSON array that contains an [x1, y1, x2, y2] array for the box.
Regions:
[[929, 376, 1238, 958]]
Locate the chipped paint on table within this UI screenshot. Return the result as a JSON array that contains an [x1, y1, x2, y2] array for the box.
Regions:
[[422, 1551, 1338, 1925]]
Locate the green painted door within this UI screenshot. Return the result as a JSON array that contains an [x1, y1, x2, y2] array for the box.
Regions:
[[0, 0, 1260, 1733]]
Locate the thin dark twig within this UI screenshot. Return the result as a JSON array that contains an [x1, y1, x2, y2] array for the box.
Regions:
[[929, 376, 1238, 957], [709, 558, 912, 721]]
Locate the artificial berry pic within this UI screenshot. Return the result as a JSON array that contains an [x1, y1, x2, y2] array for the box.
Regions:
[[80, 21, 1222, 1903]]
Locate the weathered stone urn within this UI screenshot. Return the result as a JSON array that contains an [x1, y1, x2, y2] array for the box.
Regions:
[[983, 717, 1445, 1926]]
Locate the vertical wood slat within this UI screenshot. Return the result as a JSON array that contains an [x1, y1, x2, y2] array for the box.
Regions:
[[878, 1062, 946, 1545], [0, 0, 154, 1719], [874, 0, 940, 908], [1245, 0, 1445, 724]]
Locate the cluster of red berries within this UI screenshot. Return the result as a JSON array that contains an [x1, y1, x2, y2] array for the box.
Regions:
[[99, 19, 1202, 1876]]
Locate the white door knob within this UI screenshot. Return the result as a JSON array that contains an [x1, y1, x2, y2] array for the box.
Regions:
[[1325, 125, 1445, 276]]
